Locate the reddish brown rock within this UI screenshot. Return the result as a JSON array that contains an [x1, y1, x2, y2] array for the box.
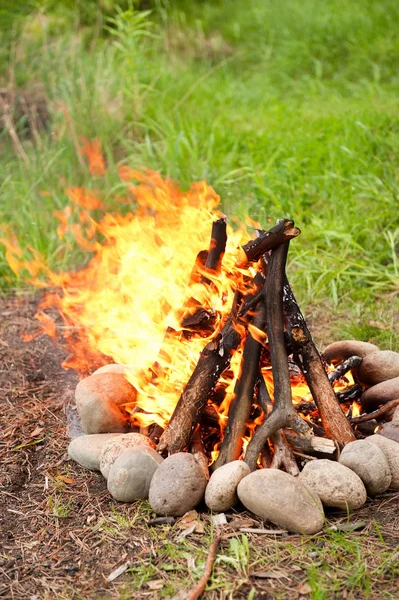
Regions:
[[361, 377, 399, 410], [322, 340, 379, 365], [358, 351, 399, 386], [378, 421, 399, 444], [75, 373, 136, 434]]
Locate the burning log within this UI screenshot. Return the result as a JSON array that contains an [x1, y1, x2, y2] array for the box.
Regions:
[[201, 216, 227, 282], [350, 398, 399, 424], [213, 301, 267, 469], [158, 270, 265, 454], [328, 356, 362, 384], [157, 313, 242, 453], [283, 278, 356, 448], [235, 219, 301, 268], [244, 243, 314, 471]]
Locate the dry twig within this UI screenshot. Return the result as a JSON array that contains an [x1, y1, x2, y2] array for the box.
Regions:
[[185, 536, 221, 600]]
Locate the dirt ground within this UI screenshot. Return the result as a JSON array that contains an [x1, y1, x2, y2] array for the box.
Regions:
[[1, 293, 399, 600]]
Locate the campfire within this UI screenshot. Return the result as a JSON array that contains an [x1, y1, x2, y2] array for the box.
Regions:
[[4, 145, 399, 535]]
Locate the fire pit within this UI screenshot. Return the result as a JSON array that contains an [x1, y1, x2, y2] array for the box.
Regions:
[[7, 166, 399, 536]]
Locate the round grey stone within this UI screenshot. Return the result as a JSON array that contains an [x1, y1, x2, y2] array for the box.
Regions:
[[299, 459, 367, 510], [107, 448, 163, 502], [358, 351, 399, 386], [68, 433, 123, 470], [205, 461, 250, 512], [100, 433, 155, 478], [339, 440, 391, 495], [149, 453, 208, 516], [75, 373, 137, 434], [361, 377, 399, 410], [237, 469, 324, 535], [367, 434, 399, 490], [322, 340, 379, 365]]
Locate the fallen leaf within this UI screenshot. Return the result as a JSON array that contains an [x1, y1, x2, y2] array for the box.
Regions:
[[194, 520, 205, 534], [229, 517, 256, 530], [146, 580, 164, 590], [297, 582, 312, 595], [291, 565, 303, 572], [30, 426, 44, 437], [252, 569, 290, 580], [107, 562, 130, 582], [176, 523, 197, 542], [176, 511, 199, 529], [56, 475, 74, 484]]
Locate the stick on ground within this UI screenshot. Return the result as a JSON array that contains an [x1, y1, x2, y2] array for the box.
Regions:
[[185, 536, 221, 600]]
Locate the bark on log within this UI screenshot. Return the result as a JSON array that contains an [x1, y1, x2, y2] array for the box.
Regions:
[[236, 220, 301, 268], [213, 300, 267, 469], [283, 429, 336, 455], [157, 313, 243, 453], [244, 243, 313, 471], [283, 279, 356, 448], [270, 430, 299, 476]]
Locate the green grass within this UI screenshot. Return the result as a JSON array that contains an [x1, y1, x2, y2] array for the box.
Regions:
[[90, 506, 399, 599], [1, 0, 399, 331]]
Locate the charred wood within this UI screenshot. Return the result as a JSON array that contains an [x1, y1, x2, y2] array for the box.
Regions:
[[201, 217, 227, 283], [244, 243, 314, 471], [236, 219, 301, 268], [158, 284, 263, 454], [236, 220, 300, 268], [214, 300, 267, 469], [283, 279, 356, 448], [328, 356, 362, 384], [350, 398, 399, 424]]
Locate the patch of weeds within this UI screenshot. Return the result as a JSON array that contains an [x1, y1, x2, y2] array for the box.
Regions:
[[47, 494, 74, 518]]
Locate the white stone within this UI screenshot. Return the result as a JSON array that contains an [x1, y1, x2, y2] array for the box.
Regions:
[[205, 461, 250, 512], [367, 434, 399, 490], [99, 433, 155, 478], [299, 459, 367, 510], [68, 433, 123, 470], [339, 440, 391, 495], [237, 469, 324, 535], [149, 453, 207, 516], [107, 448, 163, 502]]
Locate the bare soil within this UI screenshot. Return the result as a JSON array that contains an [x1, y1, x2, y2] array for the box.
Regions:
[[1, 293, 398, 600]]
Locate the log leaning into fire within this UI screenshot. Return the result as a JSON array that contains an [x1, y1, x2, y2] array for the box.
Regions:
[[157, 302, 243, 454], [213, 301, 267, 469], [235, 219, 301, 268], [158, 219, 299, 455], [283, 279, 356, 448], [244, 243, 314, 471]]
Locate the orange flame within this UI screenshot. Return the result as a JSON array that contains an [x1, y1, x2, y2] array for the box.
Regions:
[[1, 141, 356, 443]]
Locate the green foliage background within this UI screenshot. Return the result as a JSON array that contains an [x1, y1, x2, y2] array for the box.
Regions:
[[0, 0, 398, 345]]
